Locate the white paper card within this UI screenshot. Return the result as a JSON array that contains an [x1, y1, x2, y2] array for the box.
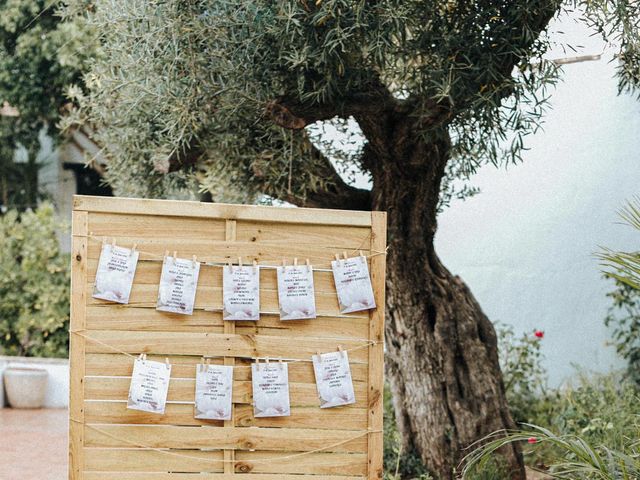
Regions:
[[194, 364, 233, 420], [313, 351, 356, 408], [331, 256, 376, 313], [127, 358, 171, 414], [92, 244, 139, 304], [223, 266, 260, 320], [277, 265, 317, 320], [251, 362, 291, 417], [157, 256, 200, 315]]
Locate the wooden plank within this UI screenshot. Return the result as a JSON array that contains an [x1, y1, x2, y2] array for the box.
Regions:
[[84, 402, 368, 430], [367, 211, 387, 480], [235, 221, 371, 249], [87, 212, 226, 239], [234, 451, 367, 476], [85, 306, 368, 339], [69, 211, 89, 480], [84, 354, 368, 382], [81, 331, 370, 363], [84, 425, 367, 453], [74, 195, 373, 227], [83, 377, 367, 407], [223, 219, 237, 476], [83, 448, 224, 473], [84, 473, 364, 480]]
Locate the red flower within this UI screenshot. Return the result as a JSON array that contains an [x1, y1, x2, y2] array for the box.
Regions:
[[534, 330, 544, 339], [527, 437, 538, 444]]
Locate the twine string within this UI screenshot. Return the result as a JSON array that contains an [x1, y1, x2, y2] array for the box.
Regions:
[[70, 330, 377, 367], [71, 418, 381, 465]]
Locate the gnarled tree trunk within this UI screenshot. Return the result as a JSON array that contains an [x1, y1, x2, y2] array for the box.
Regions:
[[366, 120, 524, 479]]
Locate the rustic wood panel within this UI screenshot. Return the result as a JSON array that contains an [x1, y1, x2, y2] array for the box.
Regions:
[[69, 195, 386, 480]]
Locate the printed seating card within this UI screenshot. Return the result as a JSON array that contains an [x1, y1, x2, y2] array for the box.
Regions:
[[157, 256, 200, 315], [92, 243, 139, 304], [331, 255, 376, 313], [312, 351, 356, 408], [251, 362, 291, 417], [277, 265, 317, 320], [194, 364, 233, 420], [127, 357, 171, 414], [223, 265, 260, 320]]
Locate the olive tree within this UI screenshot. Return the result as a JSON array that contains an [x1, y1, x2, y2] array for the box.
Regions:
[[64, 1, 639, 478]]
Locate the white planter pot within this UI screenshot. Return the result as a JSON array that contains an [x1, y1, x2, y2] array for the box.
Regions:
[[3, 367, 48, 409]]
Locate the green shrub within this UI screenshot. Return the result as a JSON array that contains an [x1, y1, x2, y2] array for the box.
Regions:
[[604, 280, 640, 384], [0, 203, 70, 357]]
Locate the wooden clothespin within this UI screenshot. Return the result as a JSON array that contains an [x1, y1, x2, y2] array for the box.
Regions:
[[164, 250, 169, 260], [316, 350, 322, 362], [165, 357, 171, 369], [112, 238, 117, 248], [256, 358, 261, 371], [130, 243, 138, 257], [359, 250, 364, 258], [342, 251, 348, 260], [253, 259, 258, 272], [293, 258, 298, 267], [192, 255, 197, 267], [227, 258, 233, 271], [173, 251, 177, 264], [334, 253, 341, 264], [338, 345, 345, 358], [278, 357, 284, 370], [306, 258, 311, 272], [238, 256, 243, 268], [282, 257, 286, 268]]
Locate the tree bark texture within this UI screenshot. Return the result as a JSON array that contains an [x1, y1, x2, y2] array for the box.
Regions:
[[365, 119, 524, 479]]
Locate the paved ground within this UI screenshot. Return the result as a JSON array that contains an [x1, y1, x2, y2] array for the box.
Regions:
[[0, 408, 68, 480]]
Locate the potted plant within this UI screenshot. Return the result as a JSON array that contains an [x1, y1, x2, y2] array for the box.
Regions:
[[3, 366, 48, 408]]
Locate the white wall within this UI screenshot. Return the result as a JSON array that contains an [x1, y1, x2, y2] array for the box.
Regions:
[[435, 15, 640, 386]]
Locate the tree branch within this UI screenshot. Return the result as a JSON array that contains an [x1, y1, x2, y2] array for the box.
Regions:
[[281, 141, 371, 210]]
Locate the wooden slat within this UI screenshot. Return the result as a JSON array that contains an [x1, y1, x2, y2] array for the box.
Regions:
[[74, 195, 373, 227], [85, 306, 368, 339], [82, 331, 370, 363], [87, 212, 226, 239], [84, 354, 368, 382], [84, 474, 363, 480], [83, 377, 367, 406], [367, 211, 387, 480], [70, 211, 89, 479], [235, 220, 371, 248], [84, 402, 368, 430], [84, 425, 367, 453], [83, 448, 224, 473], [234, 451, 367, 476]]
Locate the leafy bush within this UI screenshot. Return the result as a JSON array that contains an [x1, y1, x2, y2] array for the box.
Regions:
[[604, 280, 640, 384], [0, 203, 70, 357], [497, 323, 548, 424]]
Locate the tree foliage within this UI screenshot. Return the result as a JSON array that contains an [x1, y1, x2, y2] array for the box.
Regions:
[[62, 1, 638, 203]]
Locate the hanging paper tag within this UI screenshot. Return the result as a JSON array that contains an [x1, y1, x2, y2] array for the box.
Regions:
[[127, 357, 171, 414], [313, 351, 356, 408], [252, 362, 291, 417], [92, 244, 139, 304], [157, 256, 200, 315], [277, 265, 317, 320], [331, 256, 376, 313], [223, 265, 260, 320], [194, 364, 233, 420]]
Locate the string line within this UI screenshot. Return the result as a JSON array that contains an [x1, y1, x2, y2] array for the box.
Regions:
[[70, 330, 377, 366], [71, 418, 381, 464], [75, 233, 388, 269]]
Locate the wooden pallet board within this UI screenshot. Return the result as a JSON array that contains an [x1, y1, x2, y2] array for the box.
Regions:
[[69, 195, 386, 480]]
